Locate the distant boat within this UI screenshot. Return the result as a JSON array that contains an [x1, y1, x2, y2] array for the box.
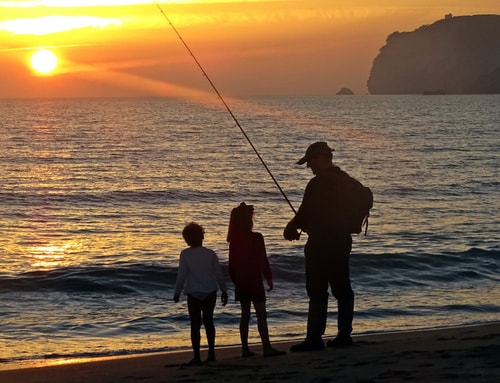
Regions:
[[422, 90, 446, 95]]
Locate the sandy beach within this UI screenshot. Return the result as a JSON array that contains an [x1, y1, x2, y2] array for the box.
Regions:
[[1, 323, 498, 383]]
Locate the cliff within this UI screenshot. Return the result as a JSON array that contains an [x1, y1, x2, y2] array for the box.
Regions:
[[367, 14, 500, 94]]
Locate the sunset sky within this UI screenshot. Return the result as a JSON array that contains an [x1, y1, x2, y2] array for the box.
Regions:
[[1, 0, 499, 99]]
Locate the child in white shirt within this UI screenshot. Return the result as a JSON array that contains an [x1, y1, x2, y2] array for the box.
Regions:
[[174, 222, 228, 365]]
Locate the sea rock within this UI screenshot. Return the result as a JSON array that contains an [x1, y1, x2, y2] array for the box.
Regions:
[[367, 14, 500, 94], [336, 87, 354, 95]]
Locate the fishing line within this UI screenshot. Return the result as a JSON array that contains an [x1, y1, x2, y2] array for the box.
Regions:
[[152, 1, 296, 214]]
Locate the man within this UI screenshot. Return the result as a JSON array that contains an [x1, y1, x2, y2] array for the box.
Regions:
[[284, 141, 355, 351]]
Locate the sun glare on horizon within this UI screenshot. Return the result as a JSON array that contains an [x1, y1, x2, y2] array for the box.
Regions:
[[30, 49, 58, 74]]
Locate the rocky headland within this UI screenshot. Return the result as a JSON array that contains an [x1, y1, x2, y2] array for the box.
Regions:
[[367, 14, 500, 94]]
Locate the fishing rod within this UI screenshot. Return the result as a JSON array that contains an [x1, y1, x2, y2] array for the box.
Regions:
[[152, 1, 297, 215]]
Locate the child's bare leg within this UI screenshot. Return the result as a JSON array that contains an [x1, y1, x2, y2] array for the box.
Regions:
[[240, 301, 254, 356], [254, 301, 286, 357]]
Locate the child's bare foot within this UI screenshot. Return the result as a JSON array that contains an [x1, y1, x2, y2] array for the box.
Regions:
[[205, 351, 216, 363], [242, 349, 256, 357], [187, 357, 203, 366]]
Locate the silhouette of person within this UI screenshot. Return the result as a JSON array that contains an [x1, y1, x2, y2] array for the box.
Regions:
[[284, 142, 355, 351], [174, 222, 228, 365], [227, 202, 286, 357]]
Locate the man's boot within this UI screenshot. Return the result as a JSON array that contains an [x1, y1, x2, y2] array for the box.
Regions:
[[327, 296, 354, 347], [290, 301, 327, 352]]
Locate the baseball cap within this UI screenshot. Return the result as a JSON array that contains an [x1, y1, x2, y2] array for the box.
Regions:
[[296, 141, 334, 165]]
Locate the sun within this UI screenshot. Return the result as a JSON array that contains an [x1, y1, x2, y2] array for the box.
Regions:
[[30, 49, 58, 74]]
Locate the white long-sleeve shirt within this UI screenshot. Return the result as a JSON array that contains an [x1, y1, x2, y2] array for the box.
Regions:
[[174, 246, 227, 297]]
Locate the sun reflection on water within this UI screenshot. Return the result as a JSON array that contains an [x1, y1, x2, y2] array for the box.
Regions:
[[27, 242, 82, 270]]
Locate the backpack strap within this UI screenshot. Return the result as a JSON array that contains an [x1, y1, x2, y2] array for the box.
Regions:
[[362, 214, 369, 236]]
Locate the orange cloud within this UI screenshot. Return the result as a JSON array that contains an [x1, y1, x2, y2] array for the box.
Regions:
[[0, 16, 121, 35]]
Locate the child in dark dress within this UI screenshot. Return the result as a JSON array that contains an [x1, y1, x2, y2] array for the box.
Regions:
[[227, 202, 286, 357]]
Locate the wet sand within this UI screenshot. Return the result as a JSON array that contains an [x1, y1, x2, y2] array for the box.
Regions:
[[0, 323, 498, 382]]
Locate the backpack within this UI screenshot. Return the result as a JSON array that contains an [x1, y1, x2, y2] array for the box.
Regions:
[[337, 173, 373, 235]]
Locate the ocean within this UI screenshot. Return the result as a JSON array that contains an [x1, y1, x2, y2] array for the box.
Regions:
[[0, 95, 498, 369]]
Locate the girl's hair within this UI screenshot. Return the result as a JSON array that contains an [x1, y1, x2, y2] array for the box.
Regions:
[[227, 202, 254, 242], [182, 222, 204, 247]]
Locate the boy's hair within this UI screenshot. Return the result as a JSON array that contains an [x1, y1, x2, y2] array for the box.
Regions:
[[182, 222, 204, 247]]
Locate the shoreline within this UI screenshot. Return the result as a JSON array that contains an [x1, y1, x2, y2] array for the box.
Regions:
[[1, 323, 498, 382]]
